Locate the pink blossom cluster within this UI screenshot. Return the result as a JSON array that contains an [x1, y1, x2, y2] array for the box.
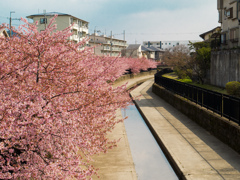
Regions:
[[0, 16, 156, 179]]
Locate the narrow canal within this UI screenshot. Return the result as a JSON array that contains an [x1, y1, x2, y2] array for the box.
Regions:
[[122, 105, 178, 180]]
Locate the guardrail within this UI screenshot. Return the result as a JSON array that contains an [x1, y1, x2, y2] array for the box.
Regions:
[[155, 74, 240, 125]]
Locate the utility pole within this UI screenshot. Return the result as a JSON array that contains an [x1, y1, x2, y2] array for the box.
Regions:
[[110, 31, 113, 56], [8, 11, 20, 37], [9, 11, 15, 37], [123, 30, 125, 41]]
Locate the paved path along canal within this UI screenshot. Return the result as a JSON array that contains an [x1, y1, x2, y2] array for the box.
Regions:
[[131, 79, 240, 180], [93, 75, 240, 180]]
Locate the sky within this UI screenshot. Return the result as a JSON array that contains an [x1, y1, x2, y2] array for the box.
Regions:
[[0, 0, 219, 44]]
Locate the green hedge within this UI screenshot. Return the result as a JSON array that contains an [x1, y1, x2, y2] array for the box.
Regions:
[[226, 81, 240, 97]]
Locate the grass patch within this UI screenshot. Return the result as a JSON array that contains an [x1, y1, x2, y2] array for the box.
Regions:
[[163, 72, 227, 94], [178, 78, 192, 83], [190, 82, 227, 94], [162, 72, 178, 80]]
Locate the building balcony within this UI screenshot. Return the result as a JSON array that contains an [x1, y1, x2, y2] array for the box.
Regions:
[[80, 26, 88, 33], [72, 24, 79, 30], [103, 41, 126, 47], [116, 43, 127, 47], [103, 47, 111, 51], [70, 35, 79, 42], [112, 47, 121, 52]]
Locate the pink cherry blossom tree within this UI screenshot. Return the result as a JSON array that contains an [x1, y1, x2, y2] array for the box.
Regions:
[[0, 16, 156, 179]]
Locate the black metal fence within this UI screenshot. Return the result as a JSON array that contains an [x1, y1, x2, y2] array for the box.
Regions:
[[155, 74, 240, 125]]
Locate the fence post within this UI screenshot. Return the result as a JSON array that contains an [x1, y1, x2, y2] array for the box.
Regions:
[[221, 94, 223, 117], [197, 89, 198, 105], [239, 99, 240, 126]]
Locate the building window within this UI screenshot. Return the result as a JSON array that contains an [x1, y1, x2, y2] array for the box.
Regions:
[[78, 20, 82, 26], [230, 28, 239, 42], [40, 18, 47, 24], [225, 8, 233, 18], [221, 33, 227, 44]]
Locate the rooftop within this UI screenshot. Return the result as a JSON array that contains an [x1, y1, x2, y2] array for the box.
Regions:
[[26, 12, 89, 23], [126, 44, 141, 50]]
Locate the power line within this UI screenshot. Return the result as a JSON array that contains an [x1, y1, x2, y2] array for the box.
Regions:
[[124, 32, 202, 36]]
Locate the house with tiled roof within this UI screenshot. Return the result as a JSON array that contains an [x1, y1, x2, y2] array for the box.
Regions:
[[141, 46, 164, 61], [122, 44, 142, 58], [199, 26, 221, 41]]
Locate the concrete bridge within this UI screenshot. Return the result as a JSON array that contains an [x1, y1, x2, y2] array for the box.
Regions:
[[92, 75, 240, 180]]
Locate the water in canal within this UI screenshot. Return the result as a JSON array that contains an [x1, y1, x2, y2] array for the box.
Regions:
[[122, 105, 178, 180]]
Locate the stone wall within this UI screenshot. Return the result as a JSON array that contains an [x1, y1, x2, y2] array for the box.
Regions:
[[152, 83, 240, 154], [211, 50, 240, 87]]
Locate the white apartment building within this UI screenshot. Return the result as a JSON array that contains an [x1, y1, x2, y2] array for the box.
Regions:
[[27, 12, 89, 43], [143, 40, 199, 50], [89, 34, 127, 57]]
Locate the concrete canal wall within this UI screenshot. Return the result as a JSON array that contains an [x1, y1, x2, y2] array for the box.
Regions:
[[152, 83, 240, 154]]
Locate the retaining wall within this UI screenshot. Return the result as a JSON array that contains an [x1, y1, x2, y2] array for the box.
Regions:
[[211, 50, 240, 87], [152, 83, 240, 154], [114, 70, 157, 84]]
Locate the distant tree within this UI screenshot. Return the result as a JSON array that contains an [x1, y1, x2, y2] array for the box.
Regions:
[[162, 45, 192, 79], [189, 41, 211, 84], [162, 42, 211, 84], [0, 16, 156, 179]]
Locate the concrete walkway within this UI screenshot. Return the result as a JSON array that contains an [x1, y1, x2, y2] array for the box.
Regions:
[[92, 75, 154, 180], [130, 79, 240, 180]]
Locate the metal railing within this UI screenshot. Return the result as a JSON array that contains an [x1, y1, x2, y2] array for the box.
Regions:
[[155, 74, 240, 125]]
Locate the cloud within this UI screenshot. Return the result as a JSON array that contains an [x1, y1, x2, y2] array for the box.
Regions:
[[109, 1, 219, 43]]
